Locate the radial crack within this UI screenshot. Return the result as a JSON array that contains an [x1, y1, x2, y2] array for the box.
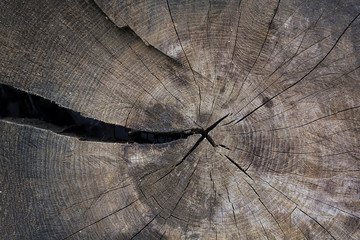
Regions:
[[235, 0, 281, 97], [130, 213, 159, 239], [298, 208, 337, 240], [258, 198, 285, 236], [154, 134, 204, 184], [234, 11, 360, 125], [61, 198, 140, 240], [224, 155, 253, 180], [225, 186, 241, 237], [166, 0, 202, 118], [0, 84, 202, 144]]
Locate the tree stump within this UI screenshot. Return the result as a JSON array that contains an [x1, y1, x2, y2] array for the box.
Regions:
[[1, 0, 360, 239]]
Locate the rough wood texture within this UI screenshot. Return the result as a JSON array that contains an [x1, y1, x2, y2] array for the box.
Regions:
[[1, 0, 360, 239]]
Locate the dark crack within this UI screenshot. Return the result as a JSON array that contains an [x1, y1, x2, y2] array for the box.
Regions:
[[61, 198, 140, 240], [153, 114, 230, 183], [166, 0, 202, 119], [298, 208, 336, 240], [234, 0, 281, 97], [234, 11, 360, 125], [0, 84, 202, 144], [129, 213, 159, 239], [224, 155, 253, 180]]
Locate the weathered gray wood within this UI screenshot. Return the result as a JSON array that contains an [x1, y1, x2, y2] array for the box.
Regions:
[[1, 0, 360, 239]]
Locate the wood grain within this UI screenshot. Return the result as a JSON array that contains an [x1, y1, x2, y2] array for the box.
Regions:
[[1, 0, 359, 239]]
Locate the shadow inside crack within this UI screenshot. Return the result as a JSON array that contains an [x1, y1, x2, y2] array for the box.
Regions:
[[0, 84, 202, 144]]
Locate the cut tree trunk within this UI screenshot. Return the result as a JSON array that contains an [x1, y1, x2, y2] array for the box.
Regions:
[[1, 0, 360, 239]]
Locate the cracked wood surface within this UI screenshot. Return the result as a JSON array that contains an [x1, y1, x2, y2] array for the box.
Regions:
[[1, 0, 360, 239]]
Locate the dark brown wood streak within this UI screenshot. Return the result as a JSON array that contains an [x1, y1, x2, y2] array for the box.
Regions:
[[1, 0, 360, 239]]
